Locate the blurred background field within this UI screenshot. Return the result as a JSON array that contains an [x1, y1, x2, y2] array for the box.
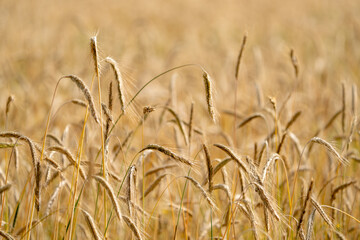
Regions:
[[0, 0, 360, 239]]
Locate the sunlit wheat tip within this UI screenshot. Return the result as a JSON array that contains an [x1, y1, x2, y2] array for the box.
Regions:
[[90, 36, 100, 75]]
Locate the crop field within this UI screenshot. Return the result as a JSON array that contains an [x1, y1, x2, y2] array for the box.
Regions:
[[0, 0, 360, 239]]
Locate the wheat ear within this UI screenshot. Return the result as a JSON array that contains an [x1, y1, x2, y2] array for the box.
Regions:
[[145, 164, 177, 177], [242, 199, 259, 240], [213, 143, 248, 173], [253, 182, 280, 221], [305, 209, 316, 240], [310, 197, 334, 229], [141, 174, 167, 199], [5, 95, 14, 118], [139, 144, 192, 166], [237, 113, 267, 129], [203, 71, 217, 122], [105, 57, 126, 113], [296, 179, 314, 237], [0, 132, 40, 209], [45, 180, 65, 216], [47, 146, 86, 179], [93, 175, 122, 220], [60, 75, 100, 124], [34, 161, 42, 211], [0, 230, 15, 240], [308, 137, 348, 164], [203, 144, 213, 192], [261, 153, 281, 182], [123, 215, 143, 240], [290, 49, 299, 78], [0, 184, 11, 194], [127, 165, 137, 218], [330, 180, 356, 218], [285, 111, 302, 130], [82, 210, 102, 240], [184, 176, 215, 208]]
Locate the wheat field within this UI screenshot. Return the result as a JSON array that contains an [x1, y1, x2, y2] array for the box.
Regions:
[[0, 0, 360, 239]]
